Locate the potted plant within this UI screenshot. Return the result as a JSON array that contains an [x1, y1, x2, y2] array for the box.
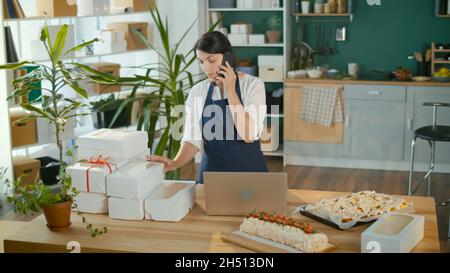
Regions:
[[0, 23, 111, 237], [266, 15, 282, 43], [92, 6, 222, 179], [90, 94, 132, 129]]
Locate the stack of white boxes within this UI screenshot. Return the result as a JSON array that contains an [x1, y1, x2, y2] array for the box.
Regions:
[[67, 129, 151, 215], [228, 24, 252, 45], [258, 55, 284, 82], [68, 128, 197, 222], [29, 25, 75, 60], [237, 0, 280, 8], [94, 29, 127, 55]]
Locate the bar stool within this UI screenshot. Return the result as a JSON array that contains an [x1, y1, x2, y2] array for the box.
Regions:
[[408, 102, 450, 196]]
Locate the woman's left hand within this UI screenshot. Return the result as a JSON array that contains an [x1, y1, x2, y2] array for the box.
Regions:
[[217, 61, 237, 95]]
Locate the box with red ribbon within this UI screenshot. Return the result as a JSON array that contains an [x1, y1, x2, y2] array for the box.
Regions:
[[67, 156, 130, 194]]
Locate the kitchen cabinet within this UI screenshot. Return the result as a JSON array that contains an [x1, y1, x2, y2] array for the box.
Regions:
[[404, 86, 450, 163], [284, 82, 344, 158], [343, 85, 406, 161]]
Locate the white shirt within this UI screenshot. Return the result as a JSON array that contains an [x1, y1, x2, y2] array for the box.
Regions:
[[181, 73, 267, 152]]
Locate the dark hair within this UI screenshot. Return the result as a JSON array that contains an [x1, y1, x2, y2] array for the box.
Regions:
[[194, 31, 233, 56]]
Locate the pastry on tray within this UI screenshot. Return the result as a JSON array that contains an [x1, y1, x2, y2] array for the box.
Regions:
[[302, 191, 411, 229], [239, 211, 330, 253]]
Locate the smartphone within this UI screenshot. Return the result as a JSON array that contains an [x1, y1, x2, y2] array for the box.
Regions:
[[217, 52, 236, 78]]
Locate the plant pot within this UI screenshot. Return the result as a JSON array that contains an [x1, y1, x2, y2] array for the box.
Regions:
[[266, 31, 281, 44], [41, 200, 72, 232], [92, 106, 131, 129], [35, 156, 61, 186]]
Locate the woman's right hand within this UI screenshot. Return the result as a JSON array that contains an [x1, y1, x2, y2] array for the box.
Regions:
[[146, 155, 178, 172]]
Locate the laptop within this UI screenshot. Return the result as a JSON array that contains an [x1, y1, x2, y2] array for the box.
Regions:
[[203, 172, 288, 216]]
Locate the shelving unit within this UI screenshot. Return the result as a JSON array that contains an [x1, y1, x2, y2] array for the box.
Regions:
[[431, 42, 450, 76], [435, 0, 450, 17], [0, 2, 157, 191], [205, 0, 290, 160]]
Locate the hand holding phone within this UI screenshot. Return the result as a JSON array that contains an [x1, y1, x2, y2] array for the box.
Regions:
[[217, 52, 236, 78]]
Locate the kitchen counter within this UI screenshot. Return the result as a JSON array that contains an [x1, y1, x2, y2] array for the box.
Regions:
[[2, 186, 440, 253], [285, 78, 450, 87]]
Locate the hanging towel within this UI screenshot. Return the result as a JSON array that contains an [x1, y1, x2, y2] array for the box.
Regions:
[[299, 86, 343, 127]]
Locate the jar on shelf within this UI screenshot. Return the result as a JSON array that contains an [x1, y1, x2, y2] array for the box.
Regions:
[[329, 0, 337, 13], [337, 0, 347, 14]]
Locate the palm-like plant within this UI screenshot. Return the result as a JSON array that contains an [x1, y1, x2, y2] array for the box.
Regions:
[[96, 7, 221, 179]]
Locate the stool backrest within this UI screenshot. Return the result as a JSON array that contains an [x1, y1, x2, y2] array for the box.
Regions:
[[423, 102, 450, 126]]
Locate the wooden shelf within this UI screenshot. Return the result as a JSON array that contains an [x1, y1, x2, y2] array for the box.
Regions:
[[434, 49, 450, 53], [436, 14, 450, 18], [435, 61, 450, 64], [293, 13, 351, 17], [208, 8, 283, 12], [31, 48, 154, 63]]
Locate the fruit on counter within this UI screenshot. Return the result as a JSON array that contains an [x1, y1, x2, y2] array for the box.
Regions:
[[394, 67, 412, 81], [434, 67, 450, 78]]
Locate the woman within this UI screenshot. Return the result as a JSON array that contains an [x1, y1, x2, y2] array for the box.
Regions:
[[147, 31, 268, 183]]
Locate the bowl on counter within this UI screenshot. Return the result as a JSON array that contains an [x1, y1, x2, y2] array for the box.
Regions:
[[307, 69, 323, 79], [411, 76, 431, 82], [327, 69, 339, 79], [434, 76, 450, 82]]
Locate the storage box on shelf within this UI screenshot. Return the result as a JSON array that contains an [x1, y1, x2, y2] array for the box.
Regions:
[[12, 156, 40, 187], [35, 0, 77, 17], [107, 22, 150, 50], [258, 55, 284, 82], [9, 108, 37, 148], [80, 62, 121, 94], [111, 0, 156, 12]]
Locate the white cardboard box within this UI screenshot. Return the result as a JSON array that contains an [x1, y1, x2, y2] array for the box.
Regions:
[[74, 192, 108, 214], [77, 129, 147, 162], [361, 213, 424, 253], [106, 160, 164, 199], [228, 34, 249, 45], [259, 65, 284, 82], [94, 40, 127, 55], [249, 34, 265, 44], [108, 197, 144, 220], [98, 30, 126, 42], [67, 160, 129, 194], [258, 55, 283, 66], [144, 180, 196, 222]]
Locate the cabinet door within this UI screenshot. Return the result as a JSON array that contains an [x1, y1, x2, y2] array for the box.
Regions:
[[344, 100, 405, 161], [405, 88, 450, 163]]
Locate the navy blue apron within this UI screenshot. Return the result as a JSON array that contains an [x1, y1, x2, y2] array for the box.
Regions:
[[198, 79, 268, 184]]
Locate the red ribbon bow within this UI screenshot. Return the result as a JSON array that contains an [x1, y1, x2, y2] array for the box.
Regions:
[[82, 155, 117, 192]]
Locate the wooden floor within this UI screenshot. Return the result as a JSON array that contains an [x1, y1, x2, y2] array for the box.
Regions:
[[1, 156, 449, 252]]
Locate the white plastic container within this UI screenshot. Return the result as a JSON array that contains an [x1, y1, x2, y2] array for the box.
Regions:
[[361, 213, 424, 253], [144, 180, 196, 222], [74, 192, 108, 214], [106, 160, 164, 199], [259, 66, 284, 82], [258, 55, 283, 66]]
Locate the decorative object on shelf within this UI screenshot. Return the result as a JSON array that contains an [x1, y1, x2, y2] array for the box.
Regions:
[[96, 7, 222, 180], [314, 0, 324, 14], [4, 26, 18, 63], [266, 15, 282, 43], [301, 1, 310, 14], [209, 0, 236, 8], [35, 0, 77, 17], [90, 94, 132, 129], [0, 23, 117, 237], [337, 0, 347, 13]]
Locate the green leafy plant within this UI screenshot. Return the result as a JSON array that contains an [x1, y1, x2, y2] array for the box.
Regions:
[[93, 6, 222, 179], [267, 15, 282, 31], [0, 23, 111, 237]]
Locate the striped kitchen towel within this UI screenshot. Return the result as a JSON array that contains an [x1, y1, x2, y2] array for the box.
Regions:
[[299, 86, 343, 127]]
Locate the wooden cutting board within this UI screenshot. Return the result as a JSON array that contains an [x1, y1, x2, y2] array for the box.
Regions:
[[222, 231, 337, 253]]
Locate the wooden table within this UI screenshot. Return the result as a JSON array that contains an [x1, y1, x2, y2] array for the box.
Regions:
[[2, 187, 441, 253]]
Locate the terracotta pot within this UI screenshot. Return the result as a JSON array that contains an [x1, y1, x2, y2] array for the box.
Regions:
[[266, 31, 281, 44], [41, 200, 73, 232]]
